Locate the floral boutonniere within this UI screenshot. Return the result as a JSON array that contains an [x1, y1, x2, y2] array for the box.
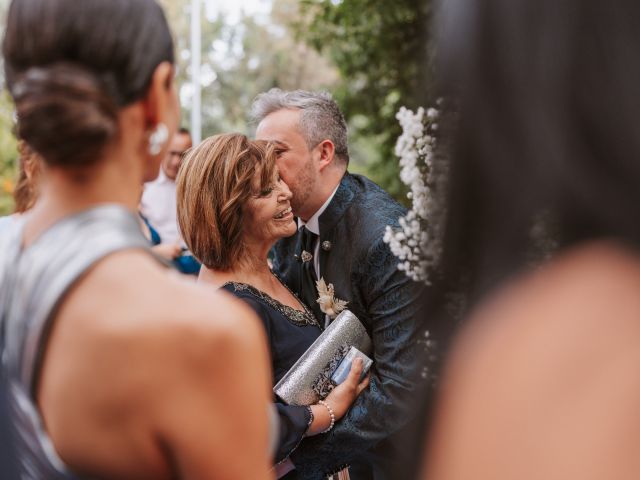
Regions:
[[316, 277, 348, 319]]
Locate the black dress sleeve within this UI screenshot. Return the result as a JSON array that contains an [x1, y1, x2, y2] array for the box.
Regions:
[[223, 287, 313, 463], [274, 403, 312, 463]]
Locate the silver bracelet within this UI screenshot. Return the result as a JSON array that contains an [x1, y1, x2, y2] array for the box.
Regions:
[[318, 400, 335, 433]]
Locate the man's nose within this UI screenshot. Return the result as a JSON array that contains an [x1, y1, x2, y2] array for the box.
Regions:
[[279, 181, 293, 199]]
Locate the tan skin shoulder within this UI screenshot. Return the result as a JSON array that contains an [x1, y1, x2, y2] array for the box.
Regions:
[[424, 241, 640, 480], [463, 241, 640, 354], [39, 249, 274, 480]]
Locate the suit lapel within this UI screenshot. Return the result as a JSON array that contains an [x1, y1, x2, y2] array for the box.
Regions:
[[318, 173, 355, 235], [318, 172, 356, 277], [316, 173, 357, 326]]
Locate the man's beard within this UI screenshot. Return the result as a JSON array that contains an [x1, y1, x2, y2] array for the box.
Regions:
[[290, 187, 311, 216], [289, 161, 315, 217]]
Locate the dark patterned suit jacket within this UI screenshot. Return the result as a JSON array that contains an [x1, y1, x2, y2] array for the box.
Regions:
[[272, 173, 424, 479]]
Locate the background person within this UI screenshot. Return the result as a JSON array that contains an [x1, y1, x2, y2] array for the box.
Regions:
[[141, 126, 192, 244], [12, 140, 42, 213], [0, 140, 42, 232], [139, 209, 201, 275], [0, 1, 273, 478], [141, 127, 200, 274]]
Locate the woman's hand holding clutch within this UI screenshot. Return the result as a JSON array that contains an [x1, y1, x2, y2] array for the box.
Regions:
[[306, 358, 370, 436]]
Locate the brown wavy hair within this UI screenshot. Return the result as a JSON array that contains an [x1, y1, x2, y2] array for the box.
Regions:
[[176, 133, 278, 270], [13, 140, 42, 213]]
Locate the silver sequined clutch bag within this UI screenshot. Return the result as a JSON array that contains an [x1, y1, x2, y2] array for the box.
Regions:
[[274, 310, 372, 406]]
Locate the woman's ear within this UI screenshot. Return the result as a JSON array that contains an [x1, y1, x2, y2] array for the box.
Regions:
[[143, 61, 179, 140], [140, 62, 179, 181]]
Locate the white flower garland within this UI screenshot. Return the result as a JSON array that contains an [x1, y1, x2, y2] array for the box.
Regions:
[[383, 104, 443, 284]]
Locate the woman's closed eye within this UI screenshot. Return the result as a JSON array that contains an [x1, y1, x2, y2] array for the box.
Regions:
[[256, 173, 284, 197], [274, 146, 289, 158]]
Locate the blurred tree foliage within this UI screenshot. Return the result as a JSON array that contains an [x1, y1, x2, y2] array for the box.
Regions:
[[0, 0, 17, 215], [0, 0, 433, 213], [0, 90, 17, 215], [159, 0, 339, 137], [158, 0, 411, 189], [295, 0, 434, 201]]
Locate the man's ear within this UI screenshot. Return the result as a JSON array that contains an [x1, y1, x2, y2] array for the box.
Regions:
[[143, 61, 178, 132], [317, 139, 336, 172]]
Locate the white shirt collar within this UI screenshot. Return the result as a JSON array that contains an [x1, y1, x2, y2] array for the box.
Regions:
[[152, 168, 173, 185], [297, 184, 340, 235]]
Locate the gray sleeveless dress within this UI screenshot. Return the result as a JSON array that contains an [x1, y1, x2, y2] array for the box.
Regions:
[[0, 205, 153, 479]]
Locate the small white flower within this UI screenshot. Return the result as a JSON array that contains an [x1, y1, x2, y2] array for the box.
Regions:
[[383, 104, 446, 285]]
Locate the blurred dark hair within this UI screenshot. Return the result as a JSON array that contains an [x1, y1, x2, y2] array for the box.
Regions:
[[437, 0, 640, 304], [2, 0, 174, 168]]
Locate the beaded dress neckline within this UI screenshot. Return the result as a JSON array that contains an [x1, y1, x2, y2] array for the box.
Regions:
[[223, 278, 320, 328]]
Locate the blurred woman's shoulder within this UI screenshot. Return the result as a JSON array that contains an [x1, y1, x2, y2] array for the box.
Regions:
[[38, 247, 271, 477], [427, 242, 640, 479], [472, 240, 640, 342], [87, 248, 264, 350], [455, 241, 640, 372]]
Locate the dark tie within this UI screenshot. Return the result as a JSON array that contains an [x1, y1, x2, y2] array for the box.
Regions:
[[299, 226, 323, 323]]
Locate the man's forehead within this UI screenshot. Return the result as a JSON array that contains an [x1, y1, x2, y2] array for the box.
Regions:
[[171, 132, 192, 148], [256, 109, 302, 139], [271, 140, 290, 149]]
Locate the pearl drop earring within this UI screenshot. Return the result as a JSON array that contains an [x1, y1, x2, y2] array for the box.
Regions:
[[148, 123, 169, 155]]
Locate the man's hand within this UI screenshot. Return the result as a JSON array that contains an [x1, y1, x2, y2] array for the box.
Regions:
[[152, 242, 182, 260]]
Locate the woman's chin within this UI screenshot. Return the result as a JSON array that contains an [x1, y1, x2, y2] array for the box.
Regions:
[[266, 222, 298, 245], [284, 222, 297, 238], [279, 221, 297, 239]]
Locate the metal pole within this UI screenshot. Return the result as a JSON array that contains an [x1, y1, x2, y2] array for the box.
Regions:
[[190, 0, 202, 144]]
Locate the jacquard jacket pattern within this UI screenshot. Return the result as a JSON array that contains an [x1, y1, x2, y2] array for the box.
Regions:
[[272, 173, 425, 479]]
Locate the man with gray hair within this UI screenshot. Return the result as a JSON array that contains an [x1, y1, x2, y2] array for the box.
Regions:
[[253, 89, 423, 480]]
